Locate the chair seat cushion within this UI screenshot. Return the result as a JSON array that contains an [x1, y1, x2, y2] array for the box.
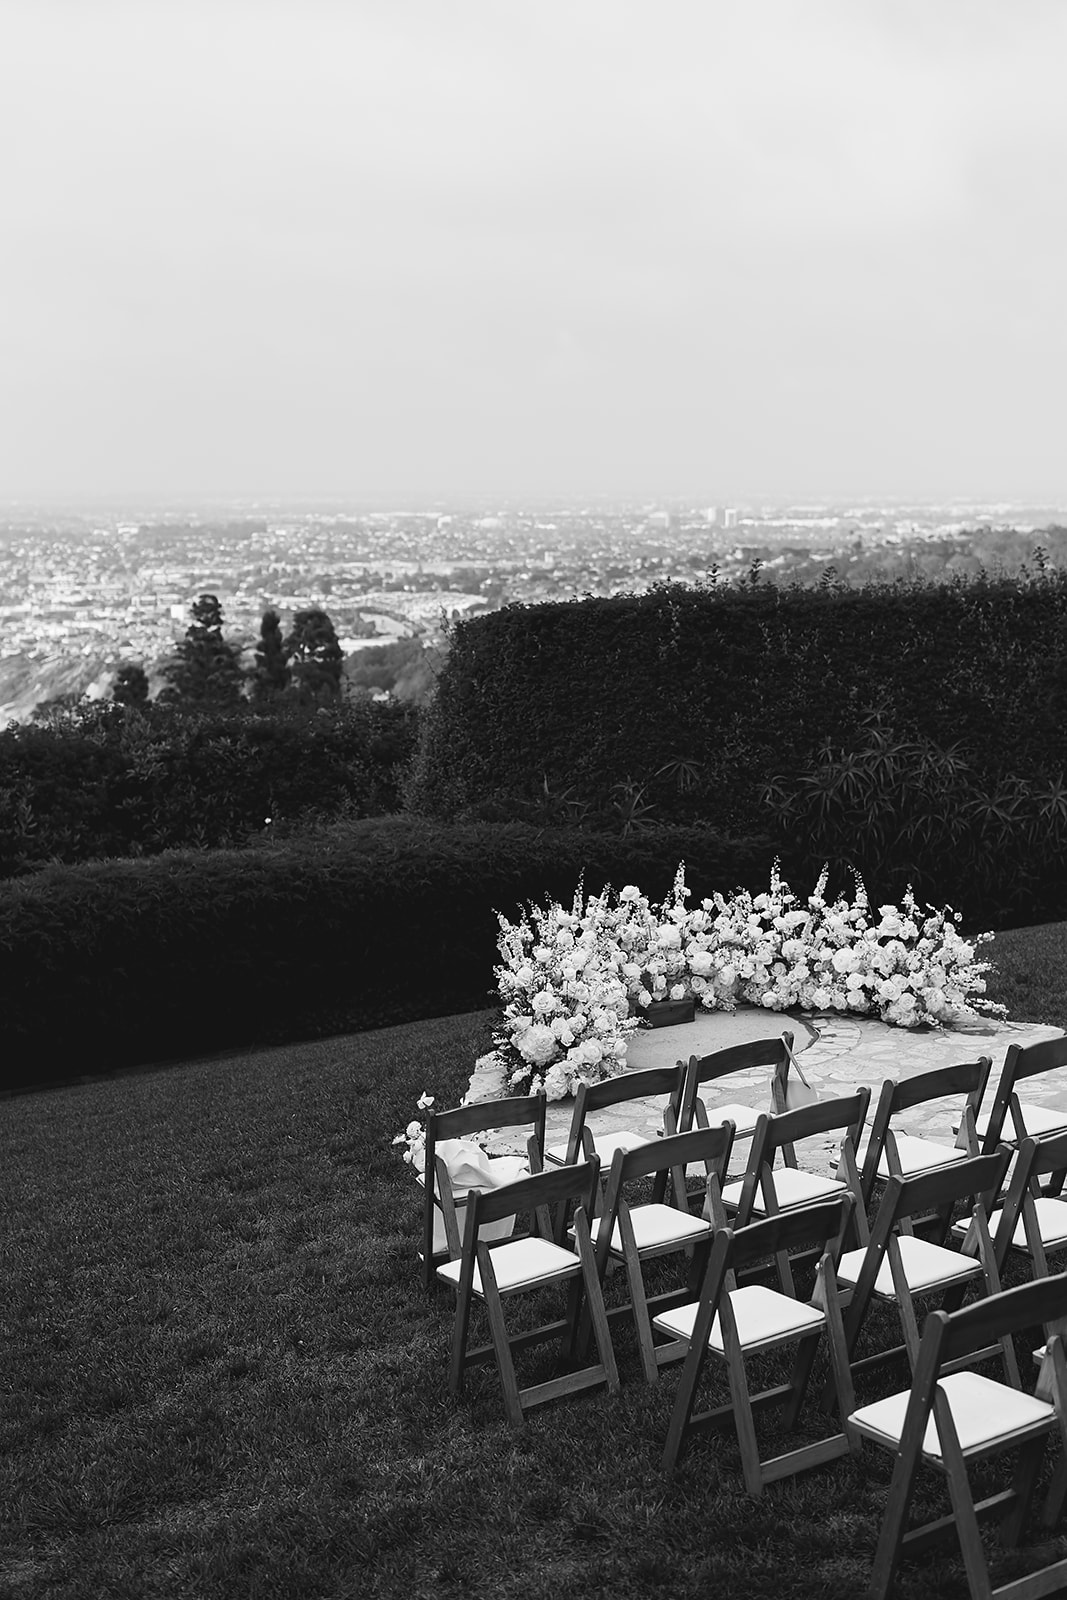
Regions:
[[837, 1233, 983, 1297], [850, 1370, 1055, 1459], [722, 1167, 846, 1214], [976, 1101, 1067, 1142], [959, 1197, 1067, 1253], [876, 1134, 967, 1180], [586, 1203, 711, 1255], [436, 1236, 580, 1294], [546, 1128, 650, 1166], [698, 1100, 761, 1136], [654, 1283, 825, 1353]]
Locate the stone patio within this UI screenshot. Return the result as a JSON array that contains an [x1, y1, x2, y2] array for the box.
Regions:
[[466, 1007, 1067, 1175]]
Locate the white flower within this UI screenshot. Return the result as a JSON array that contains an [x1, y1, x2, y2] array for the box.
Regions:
[[416, 1093, 435, 1111], [669, 984, 686, 1001], [619, 885, 642, 902], [516, 1024, 558, 1066], [657, 924, 682, 949]]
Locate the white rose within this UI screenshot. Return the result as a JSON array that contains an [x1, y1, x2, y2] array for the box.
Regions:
[[657, 924, 682, 950], [619, 885, 641, 902], [670, 984, 687, 1002]]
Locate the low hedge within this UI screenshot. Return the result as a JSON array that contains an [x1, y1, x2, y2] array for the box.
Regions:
[[0, 816, 788, 1091]]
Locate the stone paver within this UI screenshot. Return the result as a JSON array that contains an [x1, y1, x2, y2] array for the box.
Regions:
[[467, 1008, 1066, 1176]]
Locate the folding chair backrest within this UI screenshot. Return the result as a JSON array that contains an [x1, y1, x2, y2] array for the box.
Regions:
[[859, 1058, 991, 1202], [561, 1063, 686, 1162], [933, 1269, 1067, 1372], [878, 1146, 1011, 1240], [422, 1093, 547, 1287], [992, 1132, 1067, 1275], [981, 1038, 1067, 1153], [603, 1122, 735, 1221], [749, 1087, 870, 1179], [720, 1193, 855, 1278], [464, 1157, 601, 1235], [678, 1034, 793, 1131]]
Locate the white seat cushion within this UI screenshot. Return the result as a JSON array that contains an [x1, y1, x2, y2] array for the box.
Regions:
[[837, 1233, 983, 1297], [545, 1127, 651, 1165], [654, 1283, 825, 1353], [585, 1203, 711, 1255], [850, 1370, 1054, 1459], [956, 1197, 1067, 1254], [722, 1167, 846, 1214], [699, 1100, 761, 1136], [876, 1134, 967, 1180], [436, 1236, 580, 1294], [976, 1101, 1067, 1142]]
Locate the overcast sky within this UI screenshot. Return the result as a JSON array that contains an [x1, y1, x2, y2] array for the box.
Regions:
[[2, 0, 1065, 505]]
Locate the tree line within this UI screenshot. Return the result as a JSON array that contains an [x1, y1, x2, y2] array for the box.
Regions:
[[112, 596, 348, 709]]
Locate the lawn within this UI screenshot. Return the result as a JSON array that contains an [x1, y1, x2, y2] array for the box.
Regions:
[[1, 922, 1065, 1600]]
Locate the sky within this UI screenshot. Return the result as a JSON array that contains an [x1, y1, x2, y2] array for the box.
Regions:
[[1, 0, 1066, 505]]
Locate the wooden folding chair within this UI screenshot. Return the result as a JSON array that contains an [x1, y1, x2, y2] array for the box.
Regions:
[[722, 1089, 870, 1229], [581, 1122, 735, 1382], [543, 1062, 687, 1169], [677, 1032, 796, 1141], [420, 1093, 546, 1290], [859, 1058, 991, 1216], [978, 1038, 1067, 1156], [837, 1149, 1015, 1386], [658, 1196, 860, 1496], [849, 1273, 1067, 1600], [437, 1159, 619, 1430]]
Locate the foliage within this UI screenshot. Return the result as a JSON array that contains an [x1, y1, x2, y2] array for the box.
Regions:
[[285, 607, 344, 703], [344, 636, 440, 704], [111, 662, 149, 704], [406, 569, 1067, 923], [159, 592, 246, 706], [0, 697, 419, 875], [251, 608, 291, 701], [0, 818, 787, 1089], [761, 712, 1067, 921]]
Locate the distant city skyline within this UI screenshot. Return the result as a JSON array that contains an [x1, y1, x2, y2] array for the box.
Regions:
[[2, 2, 1066, 503]]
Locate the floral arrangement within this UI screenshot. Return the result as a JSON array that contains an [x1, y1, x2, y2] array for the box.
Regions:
[[392, 1092, 441, 1171], [480, 862, 1003, 1099]]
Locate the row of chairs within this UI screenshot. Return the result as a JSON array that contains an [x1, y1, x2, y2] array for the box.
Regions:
[[420, 1032, 1067, 1598]]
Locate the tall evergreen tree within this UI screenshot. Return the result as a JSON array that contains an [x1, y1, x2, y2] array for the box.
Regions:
[[160, 593, 245, 706], [284, 608, 344, 703], [252, 609, 291, 701]]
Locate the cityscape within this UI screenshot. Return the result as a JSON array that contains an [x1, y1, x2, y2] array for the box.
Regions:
[[1, 496, 1066, 724]]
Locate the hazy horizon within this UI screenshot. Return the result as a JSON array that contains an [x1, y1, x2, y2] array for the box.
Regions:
[[3, 1, 1066, 505]]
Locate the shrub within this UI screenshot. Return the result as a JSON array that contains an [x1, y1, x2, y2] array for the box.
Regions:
[[0, 698, 419, 874], [0, 817, 784, 1090]]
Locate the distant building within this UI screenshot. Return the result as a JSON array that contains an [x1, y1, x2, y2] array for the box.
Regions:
[[723, 508, 739, 529]]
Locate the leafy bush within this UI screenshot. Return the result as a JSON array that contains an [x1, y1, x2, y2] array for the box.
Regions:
[[761, 712, 1067, 922], [0, 697, 419, 875], [0, 817, 785, 1089], [408, 570, 1067, 831]]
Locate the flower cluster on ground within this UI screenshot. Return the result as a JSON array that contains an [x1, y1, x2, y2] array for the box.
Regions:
[[475, 862, 1003, 1099]]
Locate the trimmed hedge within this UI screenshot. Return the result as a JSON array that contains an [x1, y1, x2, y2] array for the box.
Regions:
[[0, 697, 419, 875], [406, 573, 1067, 834], [0, 816, 787, 1091]]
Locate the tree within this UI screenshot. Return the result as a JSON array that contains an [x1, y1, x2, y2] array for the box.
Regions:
[[252, 609, 291, 702], [284, 607, 343, 703], [112, 663, 149, 705], [160, 593, 245, 706]]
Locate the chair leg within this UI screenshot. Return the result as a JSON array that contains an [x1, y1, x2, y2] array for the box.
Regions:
[[449, 1276, 474, 1397], [866, 1444, 923, 1600], [724, 1349, 764, 1498], [936, 1397, 993, 1600], [625, 1249, 661, 1384], [481, 1270, 526, 1430], [1001, 1435, 1048, 1547], [574, 1210, 620, 1395]]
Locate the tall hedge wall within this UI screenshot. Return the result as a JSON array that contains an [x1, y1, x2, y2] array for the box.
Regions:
[[0, 816, 785, 1092], [408, 574, 1067, 833]]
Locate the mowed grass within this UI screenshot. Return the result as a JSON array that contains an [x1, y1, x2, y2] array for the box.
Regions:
[[1, 923, 1065, 1600]]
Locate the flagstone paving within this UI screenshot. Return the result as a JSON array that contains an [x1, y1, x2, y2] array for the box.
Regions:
[[467, 1008, 1067, 1175]]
